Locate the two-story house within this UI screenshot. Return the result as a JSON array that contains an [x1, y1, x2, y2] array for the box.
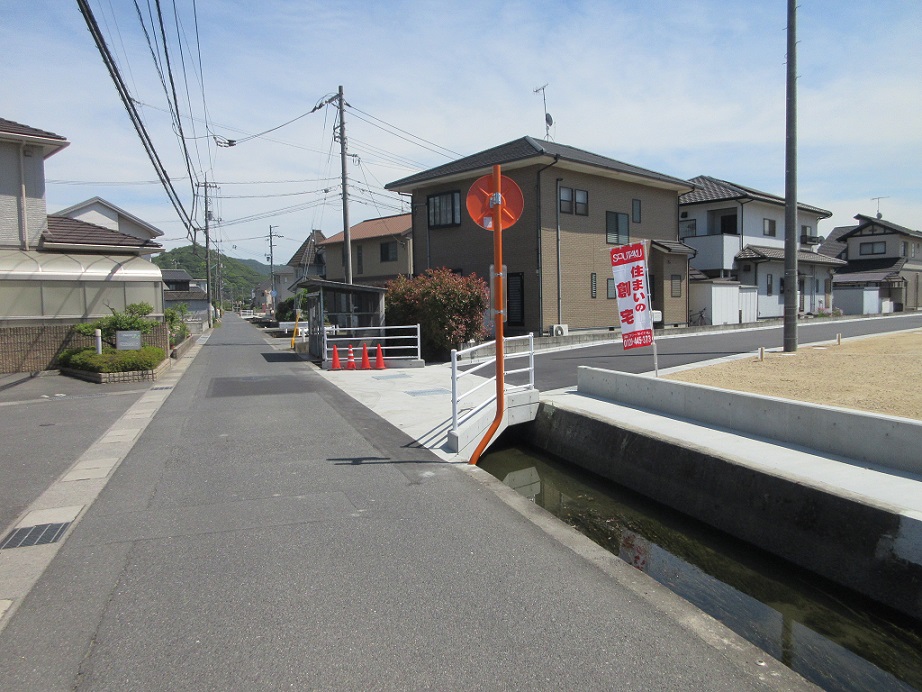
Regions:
[[386, 137, 695, 335], [54, 196, 165, 243], [680, 176, 845, 319], [318, 213, 412, 286], [831, 214, 922, 314], [161, 268, 210, 321]]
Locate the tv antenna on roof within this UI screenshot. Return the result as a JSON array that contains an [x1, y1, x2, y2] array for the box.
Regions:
[[871, 196, 889, 219], [533, 84, 553, 140]]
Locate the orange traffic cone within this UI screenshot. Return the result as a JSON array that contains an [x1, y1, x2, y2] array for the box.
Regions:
[[331, 345, 341, 370], [345, 345, 357, 370], [374, 344, 386, 369], [360, 343, 371, 370]]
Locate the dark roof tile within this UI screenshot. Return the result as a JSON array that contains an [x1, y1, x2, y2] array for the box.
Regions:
[[681, 175, 831, 218], [386, 137, 692, 191], [44, 216, 162, 251], [0, 117, 66, 141]]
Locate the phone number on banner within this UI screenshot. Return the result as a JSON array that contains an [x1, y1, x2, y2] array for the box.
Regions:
[[622, 329, 653, 349]]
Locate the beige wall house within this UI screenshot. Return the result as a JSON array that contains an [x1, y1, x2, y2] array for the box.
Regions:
[[386, 137, 695, 335], [319, 213, 412, 286]]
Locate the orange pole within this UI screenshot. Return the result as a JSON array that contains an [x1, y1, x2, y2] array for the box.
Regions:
[[469, 164, 505, 465]]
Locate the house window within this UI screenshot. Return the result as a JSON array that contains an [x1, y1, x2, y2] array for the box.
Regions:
[[575, 189, 588, 216], [632, 199, 642, 223], [766, 273, 774, 296], [763, 218, 777, 237], [671, 275, 682, 298], [607, 277, 617, 299], [707, 208, 737, 235], [590, 272, 597, 299], [801, 224, 812, 235], [859, 241, 886, 255], [901, 241, 909, 257], [679, 219, 697, 237], [559, 186, 573, 214], [606, 211, 630, 245], [427, 191, 461, 228], [380, 241, 398, 263]]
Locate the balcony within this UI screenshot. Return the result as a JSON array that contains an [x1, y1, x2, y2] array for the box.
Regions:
[[683, 233, 742, 272]]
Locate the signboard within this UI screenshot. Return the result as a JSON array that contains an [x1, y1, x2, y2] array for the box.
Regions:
[[116, 330, 142, 351], [610, 242, 653, 350], [466, 173, 524, 231]]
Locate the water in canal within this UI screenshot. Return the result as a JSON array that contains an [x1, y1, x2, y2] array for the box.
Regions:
[[479, 440, 922, 692]]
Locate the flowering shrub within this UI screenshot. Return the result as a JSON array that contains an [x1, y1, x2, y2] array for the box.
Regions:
[[385, 268, 489, 361]]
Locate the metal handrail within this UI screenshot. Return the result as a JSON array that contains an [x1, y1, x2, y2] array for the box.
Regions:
[[322, 324, 421, 362], [451, 333, 534, 433]]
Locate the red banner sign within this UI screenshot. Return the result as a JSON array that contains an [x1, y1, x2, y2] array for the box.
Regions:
[[611, 242, 654, 350]]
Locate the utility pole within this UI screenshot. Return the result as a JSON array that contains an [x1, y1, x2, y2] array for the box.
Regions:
[[783, 0, 798, 352], [268, 225, 280, 314], [198, 176, 218, 328], [337, 85, 353, 284]]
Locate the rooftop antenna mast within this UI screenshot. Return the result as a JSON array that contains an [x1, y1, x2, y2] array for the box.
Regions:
[[533, 84, 553, 140], [871, 196, 889, 219]]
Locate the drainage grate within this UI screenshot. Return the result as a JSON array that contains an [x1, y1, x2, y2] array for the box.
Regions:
[[372, 373, 410, 381], [405, 388, 451, 397], [0, 522, 71, 550], [151, 386, 174, 391]]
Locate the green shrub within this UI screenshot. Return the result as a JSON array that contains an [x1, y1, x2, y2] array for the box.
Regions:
[[74, 302, 159, 347], [59, 346, 165, 373], [165, 305, 190, 347], [385, 268, 489, 361]]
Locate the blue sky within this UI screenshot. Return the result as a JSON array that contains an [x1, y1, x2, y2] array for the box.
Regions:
[[3, 1, 920, 264]]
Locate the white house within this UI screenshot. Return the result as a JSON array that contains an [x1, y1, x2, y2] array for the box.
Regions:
[[0, 117, 164, 327], [680, 176, 845, 319], [55, 196, 165, 243]]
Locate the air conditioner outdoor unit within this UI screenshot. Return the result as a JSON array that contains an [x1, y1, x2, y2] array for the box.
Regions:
[[549, 323, 569, 337]]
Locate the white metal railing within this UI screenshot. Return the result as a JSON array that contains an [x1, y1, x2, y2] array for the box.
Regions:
[[450, 333, 534, 433], [239, 309, 254, 318], [322, 324, 421, 363]]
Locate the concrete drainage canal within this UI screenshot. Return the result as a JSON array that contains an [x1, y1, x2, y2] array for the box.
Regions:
[[479, 438, 922, 692]]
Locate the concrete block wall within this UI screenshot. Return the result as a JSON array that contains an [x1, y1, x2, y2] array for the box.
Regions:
[[577, 366, 922, 476], [0, 323, 169, 374], [519, 403, 922, 621]]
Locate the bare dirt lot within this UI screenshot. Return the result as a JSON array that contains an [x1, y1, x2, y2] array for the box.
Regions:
[[663, 327, 922, 421]]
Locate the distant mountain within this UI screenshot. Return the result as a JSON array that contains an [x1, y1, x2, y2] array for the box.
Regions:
[[235, 258, 271, 276], [153, 245, 267, 304]]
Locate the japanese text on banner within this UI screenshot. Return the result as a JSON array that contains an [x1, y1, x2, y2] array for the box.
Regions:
[[610, 242, 653, 350]]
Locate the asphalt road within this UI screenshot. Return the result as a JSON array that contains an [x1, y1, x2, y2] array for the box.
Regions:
[[532, 313, 922, 391], [0, 374, 146, 533], [0, 315, 809, 691]]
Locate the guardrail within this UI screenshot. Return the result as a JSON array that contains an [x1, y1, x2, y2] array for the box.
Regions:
[[450, 333, 534, 434], [239, 310, 254, 318], [322, 324, 421, 363]]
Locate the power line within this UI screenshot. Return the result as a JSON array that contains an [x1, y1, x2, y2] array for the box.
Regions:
[[345, 104, 462, 158], [76, 0, 194, 234]]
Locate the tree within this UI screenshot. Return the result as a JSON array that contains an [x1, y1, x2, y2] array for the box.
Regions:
[[385, 268, 489, 361]]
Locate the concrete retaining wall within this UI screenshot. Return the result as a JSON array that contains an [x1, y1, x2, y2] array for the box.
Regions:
[[519, 403, 922, 621], [577, 366, 922, 475]]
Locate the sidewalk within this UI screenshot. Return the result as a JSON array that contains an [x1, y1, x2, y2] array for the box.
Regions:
[[0, 316, 810, 690]]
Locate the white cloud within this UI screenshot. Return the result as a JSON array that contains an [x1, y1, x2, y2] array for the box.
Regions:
[[2, 0, 920, 259]]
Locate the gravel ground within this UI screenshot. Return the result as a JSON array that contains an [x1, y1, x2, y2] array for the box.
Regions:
[[664, 327, 922, 421]]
